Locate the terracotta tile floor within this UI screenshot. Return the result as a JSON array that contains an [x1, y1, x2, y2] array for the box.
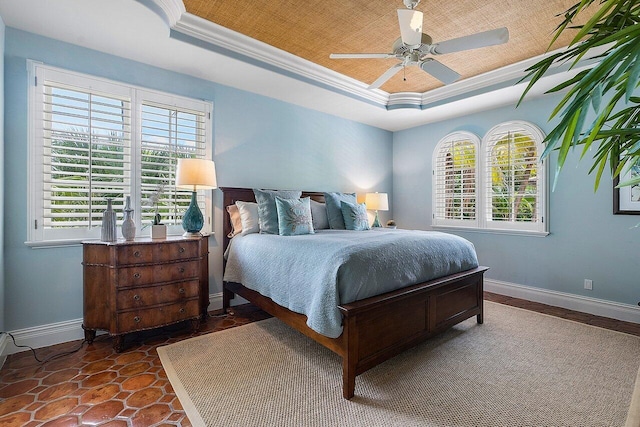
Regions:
[[1, 293, 639, 426]]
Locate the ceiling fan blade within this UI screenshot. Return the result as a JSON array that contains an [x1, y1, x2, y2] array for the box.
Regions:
[[419, 59, 461, 85], [368, 64, 403, 90], [430, 27, 509, 55], [330, 53, 395, 59], [397, 9, 423, 47]]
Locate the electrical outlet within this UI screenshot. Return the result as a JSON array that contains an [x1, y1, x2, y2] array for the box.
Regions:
[[584, 279, 593, 290]]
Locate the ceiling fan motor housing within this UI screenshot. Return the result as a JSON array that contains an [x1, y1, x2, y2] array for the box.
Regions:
[[393, 33, 433, 56]]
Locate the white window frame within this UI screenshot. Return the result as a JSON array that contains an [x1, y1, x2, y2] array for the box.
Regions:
[[432, 131, 480, 229], [432, 121, 549, 236], [26, 61, 214, 247]]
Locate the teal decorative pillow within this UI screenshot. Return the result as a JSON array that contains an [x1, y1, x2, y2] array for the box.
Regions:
[[324, 192, 357, 229], [275, 197, 314, 236], [341, 201, 370, 231], [253, 189, 302, 234]]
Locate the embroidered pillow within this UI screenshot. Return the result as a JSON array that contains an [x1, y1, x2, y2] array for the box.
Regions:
[[310, 199, 329, 230], [226, 204, 243, 238], [253, 189, 302, 234], [341, 201, 370, 231], [323, 192, 357, 229], [275, 197, 315, 236], [235, 201, 260, 235]]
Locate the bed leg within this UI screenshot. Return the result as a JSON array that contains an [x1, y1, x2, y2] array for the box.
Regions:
[[477, 313, 483, 324], [342, 360, 356, 400], [223, 285, 234, 314]]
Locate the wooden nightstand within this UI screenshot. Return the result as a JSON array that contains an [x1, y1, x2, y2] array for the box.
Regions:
[[82, 236, 209, 351]]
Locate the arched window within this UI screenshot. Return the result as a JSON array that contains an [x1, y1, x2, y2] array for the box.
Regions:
[[482, 121, 547, 233], [432, 131, 480, 228], [432, 121, 548, 235]]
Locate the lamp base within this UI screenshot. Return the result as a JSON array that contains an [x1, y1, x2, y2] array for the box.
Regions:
[[372, 210, 382, 227], [182, 191, 204, 235]]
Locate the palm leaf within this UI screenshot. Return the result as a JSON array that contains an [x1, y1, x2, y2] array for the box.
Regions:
[[518, 0, 640, 190]]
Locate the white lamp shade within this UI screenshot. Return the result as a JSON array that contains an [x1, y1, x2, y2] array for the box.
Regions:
[[397, 9, 423, 47], [365, 192, 389, 211], [176, 158, 217, 190]]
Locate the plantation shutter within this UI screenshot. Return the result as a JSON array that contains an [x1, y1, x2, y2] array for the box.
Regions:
[[42, 83, 131, 231], [140, 102, 208, 228], [432, 132, 479, 227], [29, 63, 214, 245], [483, 122, 544, 231]]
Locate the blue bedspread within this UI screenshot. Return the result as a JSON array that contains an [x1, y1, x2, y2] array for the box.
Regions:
[[223, 229, 478, 338]]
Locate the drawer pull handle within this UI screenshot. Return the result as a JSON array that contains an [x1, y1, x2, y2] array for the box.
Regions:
[[134, 316, 141, 323], [179, 267, 185, 273], [133, 294, 140, 301], [179, 247, 185, 253], [179, 308, 185, 314], [179, 288, 185, 294], [133, 273, 141, 279], [134, 251, 141, 258]]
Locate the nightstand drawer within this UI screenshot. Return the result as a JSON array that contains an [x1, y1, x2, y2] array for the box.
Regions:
[[117, 245, 153, 265], [117, 299, 199, 333], [153, 260, 200, 283], [116, 280, 199, 310], [155, 240, 199, 263], [117, 266, 155, 287], [117, 261, 199, 287]]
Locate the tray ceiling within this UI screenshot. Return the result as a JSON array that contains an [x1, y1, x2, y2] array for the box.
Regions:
[[183, 0, 586, 94]]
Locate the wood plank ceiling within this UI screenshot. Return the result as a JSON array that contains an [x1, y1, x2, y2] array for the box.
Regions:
[[183, 0, 585, 94]]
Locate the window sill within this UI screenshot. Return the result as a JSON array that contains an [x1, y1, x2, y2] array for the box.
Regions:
[[431, 225, 549, 237], [25, 232, 215, 249]]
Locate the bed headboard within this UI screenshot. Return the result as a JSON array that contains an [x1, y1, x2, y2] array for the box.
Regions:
[[220, 187, 325, 253]]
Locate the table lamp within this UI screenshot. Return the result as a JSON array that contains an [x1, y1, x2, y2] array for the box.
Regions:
[[175, 158, 217, 236], [365, 192, 389, 228]]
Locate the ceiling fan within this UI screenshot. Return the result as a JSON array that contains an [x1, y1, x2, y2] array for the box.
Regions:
[[329, 0, 509, 90]]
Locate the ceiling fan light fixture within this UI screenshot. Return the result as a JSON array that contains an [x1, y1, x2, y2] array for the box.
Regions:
[[397, 9, 423, 47]]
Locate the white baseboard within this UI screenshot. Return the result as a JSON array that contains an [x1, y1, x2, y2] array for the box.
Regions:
[[485, 279, 640, 324], [1, 292, 224, 356]]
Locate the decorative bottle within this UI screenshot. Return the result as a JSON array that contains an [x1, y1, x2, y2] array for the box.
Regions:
[[101, 198, 117, 242], [122, 196, 136, 241]]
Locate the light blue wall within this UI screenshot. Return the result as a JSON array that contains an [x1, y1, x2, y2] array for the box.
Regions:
[[393, 93, 639, 306], [4, 28, 393, 330]]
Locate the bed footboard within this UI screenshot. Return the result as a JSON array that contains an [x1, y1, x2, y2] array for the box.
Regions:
[[224, 266, 487, 399], [338, 266, 487, 398]]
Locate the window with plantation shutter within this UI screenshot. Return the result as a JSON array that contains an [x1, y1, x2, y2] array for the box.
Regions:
[[42, 84, 131, 238], [432, 131, 479, 228], [432, 121, 548, 236], [482, 121, 546, 233], [140, 101, 209, 233], [28, 62, 213, 246]]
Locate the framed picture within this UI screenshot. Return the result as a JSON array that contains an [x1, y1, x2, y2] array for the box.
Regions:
[[614, 158, 640, 215]]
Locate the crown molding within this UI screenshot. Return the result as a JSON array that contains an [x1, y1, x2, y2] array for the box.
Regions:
[[171, 12, 389, 107], [136, 0, 185, 27], [138, 0, 608, 111]]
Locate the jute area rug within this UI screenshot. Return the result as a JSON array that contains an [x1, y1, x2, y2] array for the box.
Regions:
[[158, 302, 640, 427]]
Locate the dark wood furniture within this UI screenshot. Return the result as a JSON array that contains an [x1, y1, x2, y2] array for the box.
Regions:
[[221, 187, 488, 399], [82, 236, 209, 352]]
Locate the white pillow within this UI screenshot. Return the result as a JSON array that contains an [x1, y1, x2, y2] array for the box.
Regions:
[[235, 201, 260, 235], [310, 199, 329, 230]]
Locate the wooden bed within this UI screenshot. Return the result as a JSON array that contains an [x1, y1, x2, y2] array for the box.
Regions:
[[221, 187, 489, 399]]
